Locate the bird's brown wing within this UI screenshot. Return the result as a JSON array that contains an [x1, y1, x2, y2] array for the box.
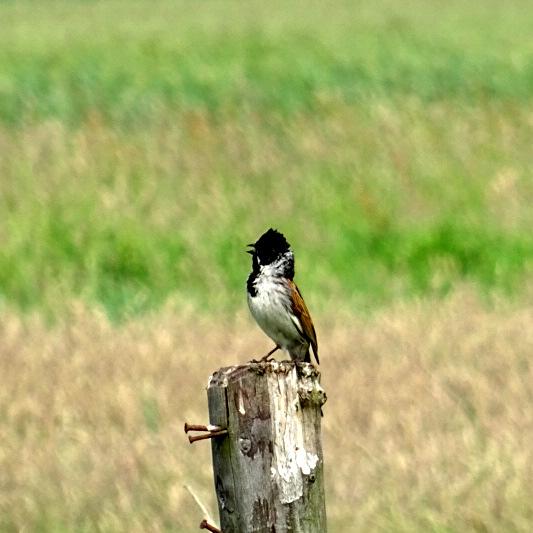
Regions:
[[288, 280, 319, 364]]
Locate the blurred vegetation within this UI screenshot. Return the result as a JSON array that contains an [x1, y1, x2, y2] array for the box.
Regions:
[[1, 4, 533, 532], [2, 298, 532, 532], [0, 0, 532, 318]]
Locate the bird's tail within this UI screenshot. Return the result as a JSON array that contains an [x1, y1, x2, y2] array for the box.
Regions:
[[304, 347, 319, 365], [313, 348, 320, 365]]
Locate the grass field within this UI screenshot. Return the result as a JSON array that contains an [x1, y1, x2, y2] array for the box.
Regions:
[[1, 293, 532, 531], [1, 0, 532, 318], [0, 0, 532, 531]]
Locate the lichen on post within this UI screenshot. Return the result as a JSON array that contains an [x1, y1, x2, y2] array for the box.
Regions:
[[207, 361, 327, 533]]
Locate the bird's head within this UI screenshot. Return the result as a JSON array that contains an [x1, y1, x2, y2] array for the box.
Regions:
[[247, 228, 294, 277]]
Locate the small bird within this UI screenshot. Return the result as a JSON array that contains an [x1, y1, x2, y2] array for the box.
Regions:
[[246, 228, 319, 364]]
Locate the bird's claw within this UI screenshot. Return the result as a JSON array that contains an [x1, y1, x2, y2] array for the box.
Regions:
[[249, 346, 279, 364], [249, 355, 273, 364]]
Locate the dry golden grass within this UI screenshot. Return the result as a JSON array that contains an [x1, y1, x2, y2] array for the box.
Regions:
[[1, 291, 532, 531]]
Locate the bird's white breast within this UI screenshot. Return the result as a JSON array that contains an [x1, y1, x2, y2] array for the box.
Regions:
[[247, 274, 300, 350]]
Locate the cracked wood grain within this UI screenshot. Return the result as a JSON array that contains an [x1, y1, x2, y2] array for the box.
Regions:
[[207, 361, 327, 533]]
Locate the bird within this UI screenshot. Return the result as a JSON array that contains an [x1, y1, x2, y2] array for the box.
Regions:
[[246, 228, 319, 364]]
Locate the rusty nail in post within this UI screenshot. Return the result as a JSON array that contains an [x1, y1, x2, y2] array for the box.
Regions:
[[184, 423, 223, 434], [199, 519, 221, 532], [188, 429, 228, 444], [184, 423, 208, 433]]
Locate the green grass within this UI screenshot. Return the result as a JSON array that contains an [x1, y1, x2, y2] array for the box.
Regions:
[[1, 4, 533, 531], [0, 0, 532, 318], [1, 0, 533, 126]]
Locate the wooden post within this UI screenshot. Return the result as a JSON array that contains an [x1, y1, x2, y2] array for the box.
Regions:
[[207, 361, 327, 533]]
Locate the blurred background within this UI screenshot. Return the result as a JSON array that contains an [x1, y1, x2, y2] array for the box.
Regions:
[[0, 0, 532, 531]]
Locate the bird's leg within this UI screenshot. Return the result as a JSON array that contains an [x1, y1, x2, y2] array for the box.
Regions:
[[261, 345, 280, 362], [250, 345, 279, 363]]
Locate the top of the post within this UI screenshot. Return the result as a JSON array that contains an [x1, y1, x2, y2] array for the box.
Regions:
[[207, 361, 326, 409], [208, 361, 319, 386]]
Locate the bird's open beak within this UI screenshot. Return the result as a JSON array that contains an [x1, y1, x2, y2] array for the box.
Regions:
[[246, 244, 255, 255]]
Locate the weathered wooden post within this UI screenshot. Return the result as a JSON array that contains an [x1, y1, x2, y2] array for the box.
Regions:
[[206, 361, 327, 533]]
